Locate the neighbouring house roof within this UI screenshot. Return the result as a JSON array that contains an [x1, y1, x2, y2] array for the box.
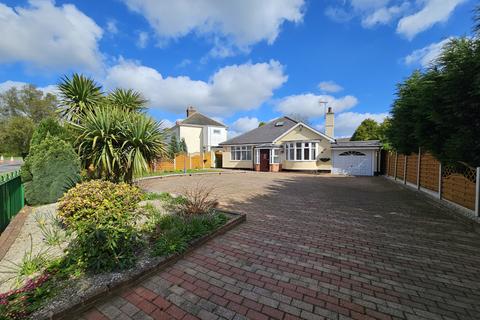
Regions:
[[179, 112, 226, 127], [220, 117, 299, 145], [331, 140, 382, 149]]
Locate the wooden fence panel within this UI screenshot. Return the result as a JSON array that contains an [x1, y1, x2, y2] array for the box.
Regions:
[[396, 154, 406, 180], [387, 152, 395, 177], [441, 165, 476, 210], [153, 152, 213, 172], [419, 152, 440, 192], [190, 154, 203, 169], [406, 154, 418, 185]]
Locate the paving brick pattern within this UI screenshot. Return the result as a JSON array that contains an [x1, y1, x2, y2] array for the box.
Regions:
[[79, 173, 480, 320]]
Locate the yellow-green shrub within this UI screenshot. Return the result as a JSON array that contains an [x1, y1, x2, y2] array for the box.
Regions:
[[58, 180, 143, 271], [58, 180, 142, 225]]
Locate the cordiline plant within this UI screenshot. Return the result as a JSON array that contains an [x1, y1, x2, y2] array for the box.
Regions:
[[72, 106, 167, 183]]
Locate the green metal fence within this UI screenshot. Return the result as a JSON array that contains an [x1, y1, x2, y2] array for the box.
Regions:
[[0, 170, 24, 232]]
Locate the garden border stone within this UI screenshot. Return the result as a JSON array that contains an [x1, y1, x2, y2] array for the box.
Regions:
[[34, 209, 246, 320], [0, 206, 31, 261]]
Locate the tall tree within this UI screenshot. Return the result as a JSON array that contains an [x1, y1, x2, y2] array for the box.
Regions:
[[350, 119, 380, 141], [58, 73, 103, 121], [387, 37, 480, 166], [0, 116, 35, 158], [0, 85, 58, 122]]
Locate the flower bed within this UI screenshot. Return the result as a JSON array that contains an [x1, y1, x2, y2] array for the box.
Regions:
[[0, 180, 245, 320]]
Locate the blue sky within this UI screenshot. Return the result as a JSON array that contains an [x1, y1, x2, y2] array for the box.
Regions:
[[0, 0, 475, 137]]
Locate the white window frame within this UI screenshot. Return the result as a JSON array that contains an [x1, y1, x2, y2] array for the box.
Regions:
[[285, 142, 317, 161], [230, 146, 252, 161], [270, 148, 281, 164]]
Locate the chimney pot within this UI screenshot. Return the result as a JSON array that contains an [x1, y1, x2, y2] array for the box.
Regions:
[[186, 106, 197, 117]]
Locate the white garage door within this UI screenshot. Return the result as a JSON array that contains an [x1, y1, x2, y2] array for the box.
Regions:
[[332, 150, 373, 176]]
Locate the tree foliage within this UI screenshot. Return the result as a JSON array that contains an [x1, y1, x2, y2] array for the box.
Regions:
[[387, 37, 480, 166], [22, 135, 81, 205], [0, 85, 59, 157], [0, 85, 58, 123], [351, 119, 380, 141], [168, 135, 188, 159], [30, 117, 72, 148], [0, 116, 35, 157]]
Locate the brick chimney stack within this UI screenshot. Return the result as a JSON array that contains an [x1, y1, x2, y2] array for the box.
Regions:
[[186, 106, 197, 118], [325, 107, 334, 138]]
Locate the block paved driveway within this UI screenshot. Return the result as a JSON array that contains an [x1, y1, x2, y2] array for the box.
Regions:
[[80, 172, 480, 320]]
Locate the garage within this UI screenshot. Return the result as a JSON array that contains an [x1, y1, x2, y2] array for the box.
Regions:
[[331, 141, 381, 176]]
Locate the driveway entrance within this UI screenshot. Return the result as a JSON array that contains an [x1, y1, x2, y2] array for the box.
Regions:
[[80, 172, 480, 320]]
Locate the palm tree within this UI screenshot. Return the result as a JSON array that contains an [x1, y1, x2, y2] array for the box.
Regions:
[[121, 111, 168, 181], [72, 106, 167, 182], [108, 88, 147, 113], [58, 73, 103, 121], [72, 105, 122, 181]]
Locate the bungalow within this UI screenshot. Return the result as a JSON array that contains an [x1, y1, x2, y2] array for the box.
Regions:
[[219, 108, 381, 176]]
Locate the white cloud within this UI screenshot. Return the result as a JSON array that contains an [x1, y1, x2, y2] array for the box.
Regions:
[[123, 0, 305, 55], [0, 80, 57, 95], [106, 19, 118, 34], [104, 59, 287, 116], [176, 59, 192, 68], [404, 38, 451, 67], [230, 117, 260, 133], [362, 3, 409, 28], [160, 119, 174, 129], [334, 111, 388, 137], [326, 0, 464, 39], [397, 0, 466, 40], [318, 81, 343, 93], [137, 31, 149, 48], [0, 0, 103, 70], [276, 93, 358, 118]]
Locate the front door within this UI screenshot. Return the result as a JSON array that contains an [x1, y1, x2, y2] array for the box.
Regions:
[[260, 149, 270, 172]]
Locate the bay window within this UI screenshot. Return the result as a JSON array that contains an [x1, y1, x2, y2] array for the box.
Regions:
[[285, 142, 317, 161], [231, 146, 252, 161], [272, 149, 280, 164]]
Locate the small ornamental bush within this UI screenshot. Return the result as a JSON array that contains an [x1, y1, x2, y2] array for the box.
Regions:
[[58, 180, 142, 225], [175, 185, 218, 215], [58, 180, 142, 272], [22, 135, 81, 205]]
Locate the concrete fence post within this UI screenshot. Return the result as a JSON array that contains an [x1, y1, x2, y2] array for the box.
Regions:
[[417, 147, 421, 190], [438, 163, 442, 199], [404, 155, 407, 184], [476, 167, 480, 217], [394, 152, 398, 180]]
